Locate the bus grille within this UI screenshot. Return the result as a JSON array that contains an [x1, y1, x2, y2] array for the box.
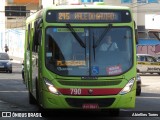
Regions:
[[65, 98, 115, 108], [57, 80, 121, 86]]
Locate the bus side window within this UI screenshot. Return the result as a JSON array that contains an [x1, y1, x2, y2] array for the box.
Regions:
[[34, 18, 43, 45], [47, 36, 55, 59], [27, 24, 31, 51], [32, 21, 41, 52], [47, 35, 63, 61]]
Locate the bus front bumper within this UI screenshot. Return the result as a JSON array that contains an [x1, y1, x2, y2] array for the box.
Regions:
[[40, 89, 136, 109]]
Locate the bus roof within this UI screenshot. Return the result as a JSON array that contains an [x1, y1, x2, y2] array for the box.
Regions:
[[45, 4, 130, 10], [26, 4, 131, 23]]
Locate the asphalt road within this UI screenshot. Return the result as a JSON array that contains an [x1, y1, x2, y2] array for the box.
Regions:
[[0, 62, 159, 120]]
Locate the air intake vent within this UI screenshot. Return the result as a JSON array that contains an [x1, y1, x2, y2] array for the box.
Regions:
[[57, 80, 121, 86]]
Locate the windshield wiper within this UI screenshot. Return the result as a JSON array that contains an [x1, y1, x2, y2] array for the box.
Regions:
[[93, 32, 96, 61], [66, 23, 86, 48], [93, 24, 112, 48]]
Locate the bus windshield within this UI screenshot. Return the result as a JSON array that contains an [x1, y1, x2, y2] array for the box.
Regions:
[[45, 27, 133, 76]]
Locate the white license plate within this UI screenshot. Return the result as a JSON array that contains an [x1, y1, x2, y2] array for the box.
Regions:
[[82, 104, 99, 109]]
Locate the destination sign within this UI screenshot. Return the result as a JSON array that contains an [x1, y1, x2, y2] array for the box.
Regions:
[[46, 10, 131, 23], [57, 12, 119, 21]]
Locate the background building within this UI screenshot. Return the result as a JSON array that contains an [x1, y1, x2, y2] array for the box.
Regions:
[[1, 0, 160, 58], [0, 0, 5, 52], [2, 0, 39, 57]]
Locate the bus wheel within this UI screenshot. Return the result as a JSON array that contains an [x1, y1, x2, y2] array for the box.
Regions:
[[29, 92, 36, 104], [36, 80, 40, 104], [35, 78, 43, 111]]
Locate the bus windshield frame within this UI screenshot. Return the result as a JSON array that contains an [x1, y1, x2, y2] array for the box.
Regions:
[[45, 26, 133, 77]]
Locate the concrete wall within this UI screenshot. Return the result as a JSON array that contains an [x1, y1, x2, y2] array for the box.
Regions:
[[6, 29, 25, 58]]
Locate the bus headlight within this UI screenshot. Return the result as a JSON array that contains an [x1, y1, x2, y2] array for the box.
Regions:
[[44, 79, 60, 95], [119, 79, 135, 95]]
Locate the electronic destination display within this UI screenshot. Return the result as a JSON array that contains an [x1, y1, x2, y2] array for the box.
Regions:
[[46, 10, 131, 23]]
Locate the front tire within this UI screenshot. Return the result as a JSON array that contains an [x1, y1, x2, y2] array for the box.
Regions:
[[36, 79, 40, 104], [29, 92, 36, 104]]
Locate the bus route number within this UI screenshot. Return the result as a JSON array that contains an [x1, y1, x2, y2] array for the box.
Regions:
[[70, 88, 81, 95], [58, 13, 70, 20]]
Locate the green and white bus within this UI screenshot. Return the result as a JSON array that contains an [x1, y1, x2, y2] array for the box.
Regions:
[[24, 3, 137, 114]]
